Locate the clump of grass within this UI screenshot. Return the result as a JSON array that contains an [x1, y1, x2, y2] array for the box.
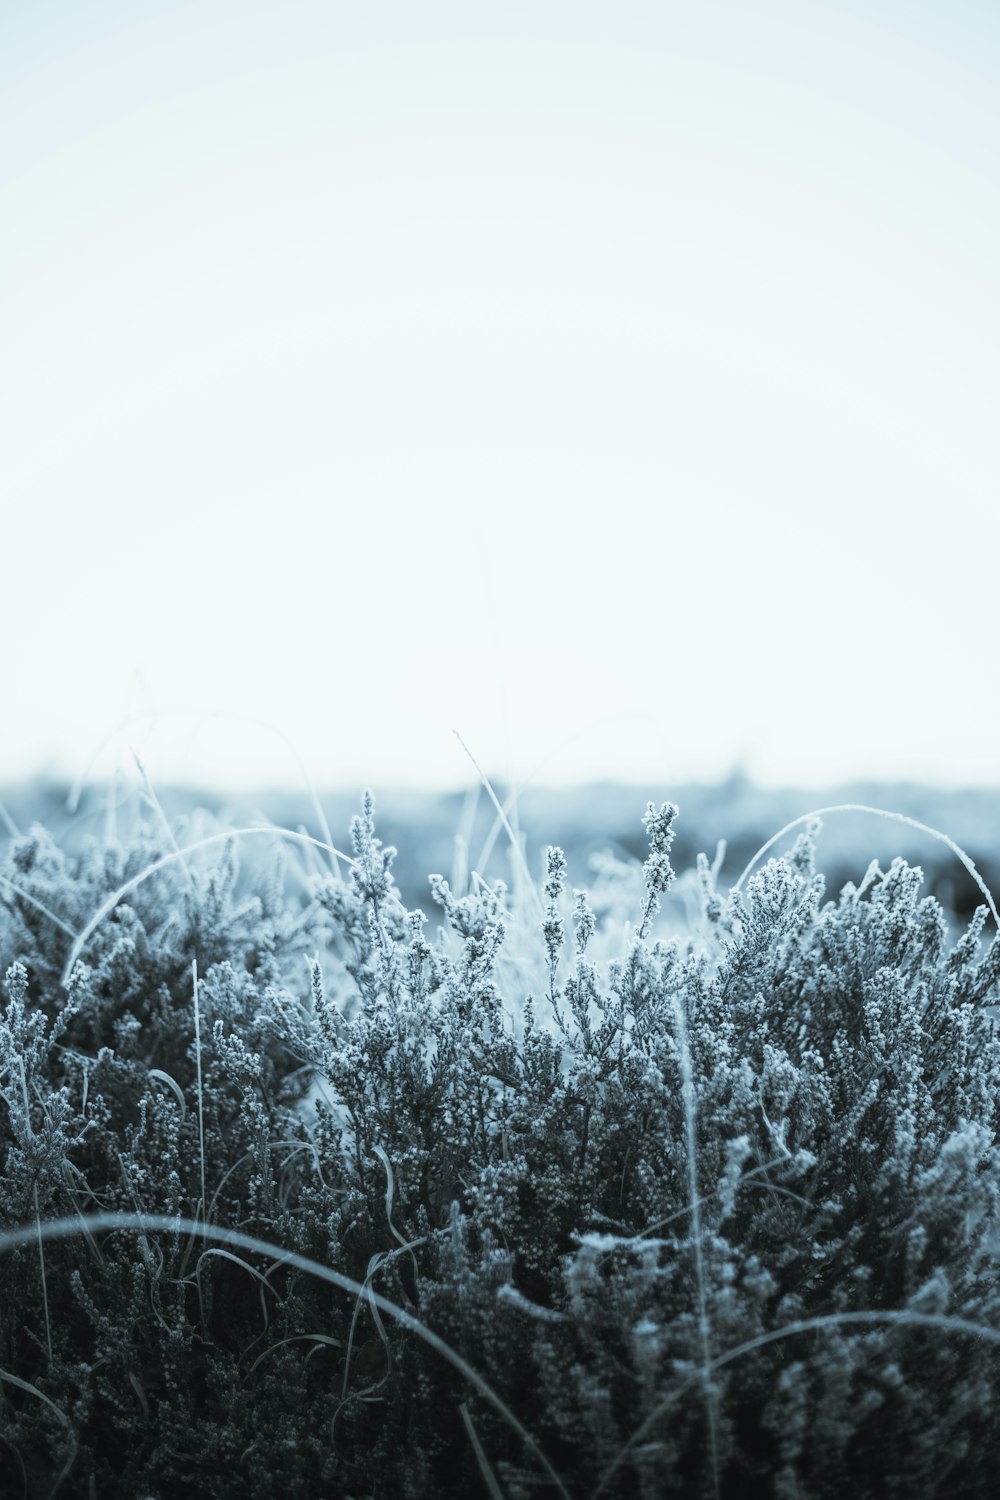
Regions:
[[1, 789, 1000, 1497]]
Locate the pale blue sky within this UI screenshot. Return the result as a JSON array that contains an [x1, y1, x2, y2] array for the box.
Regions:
[[2, 1, 998, 792]]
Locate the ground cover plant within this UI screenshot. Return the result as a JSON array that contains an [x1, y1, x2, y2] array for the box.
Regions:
[[2, 789, 1000, 1497]]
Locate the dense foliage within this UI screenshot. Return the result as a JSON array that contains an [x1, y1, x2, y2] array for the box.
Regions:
[[2, 794, 1000, 1497]]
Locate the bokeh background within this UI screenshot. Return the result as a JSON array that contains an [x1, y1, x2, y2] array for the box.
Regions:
[[3, 1, 998, 908]]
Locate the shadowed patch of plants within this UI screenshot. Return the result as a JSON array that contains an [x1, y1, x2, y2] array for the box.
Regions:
[[2, 791, 1000, 1498]]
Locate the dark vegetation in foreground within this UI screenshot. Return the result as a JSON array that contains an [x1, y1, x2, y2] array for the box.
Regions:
[[2, 790, 1000, 1497]]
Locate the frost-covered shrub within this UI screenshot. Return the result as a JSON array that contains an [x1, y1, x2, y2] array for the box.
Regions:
[[1, 795, 1000, 1497]]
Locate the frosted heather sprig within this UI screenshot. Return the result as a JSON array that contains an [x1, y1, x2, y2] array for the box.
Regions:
[[638, 800, 679, 939], [572, 889, 597, 959], [350, 789, 397, 909], [543, 846, 567, 1000]]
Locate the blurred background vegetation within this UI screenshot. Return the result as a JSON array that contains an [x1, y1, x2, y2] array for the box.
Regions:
[[3, 774, 996, 927]]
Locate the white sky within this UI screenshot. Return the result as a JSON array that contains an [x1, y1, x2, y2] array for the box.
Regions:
[[2, 0, 998, 794]]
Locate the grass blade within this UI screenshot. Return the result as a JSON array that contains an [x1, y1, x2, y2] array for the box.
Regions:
[[0, 1213, 571, 1500]]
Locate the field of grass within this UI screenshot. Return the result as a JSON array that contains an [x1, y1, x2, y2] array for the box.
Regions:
[[2, 775, 1000, 1497]]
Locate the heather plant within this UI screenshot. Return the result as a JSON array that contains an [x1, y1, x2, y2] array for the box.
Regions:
[[1, 789, 1000, 1497]]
